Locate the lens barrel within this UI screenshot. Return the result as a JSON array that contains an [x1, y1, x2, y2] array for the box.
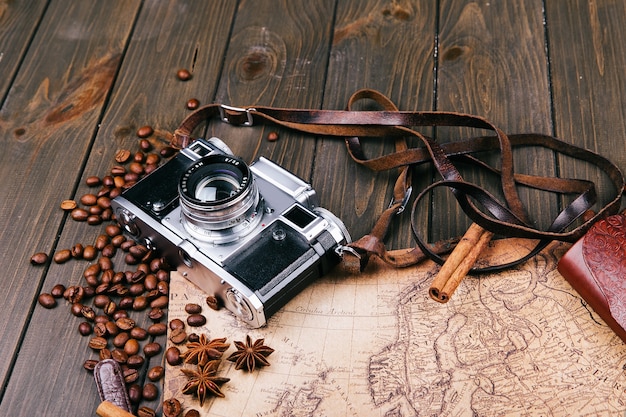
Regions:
[[179, 154, 262, 243]]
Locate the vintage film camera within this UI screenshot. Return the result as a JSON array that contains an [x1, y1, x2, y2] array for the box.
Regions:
[[111, 138, 351, 327]]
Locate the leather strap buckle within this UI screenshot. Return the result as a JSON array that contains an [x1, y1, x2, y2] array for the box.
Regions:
[[219, 104, 256, 126], [389, 186, 412, 215]]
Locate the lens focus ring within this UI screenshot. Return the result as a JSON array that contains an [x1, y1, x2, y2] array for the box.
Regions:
[[179, 155, 262, 243]]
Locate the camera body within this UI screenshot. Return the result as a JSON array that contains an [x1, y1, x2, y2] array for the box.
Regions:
[[111, 138, 350, 327]]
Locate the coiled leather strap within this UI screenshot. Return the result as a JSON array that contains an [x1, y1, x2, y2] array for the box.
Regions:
[[172, 89, 624, 273]]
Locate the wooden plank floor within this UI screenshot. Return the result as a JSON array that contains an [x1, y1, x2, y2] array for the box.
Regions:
[[1, 0, 625, 415]]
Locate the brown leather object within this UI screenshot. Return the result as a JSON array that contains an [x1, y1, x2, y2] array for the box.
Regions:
[[557, 213, 626, 344]]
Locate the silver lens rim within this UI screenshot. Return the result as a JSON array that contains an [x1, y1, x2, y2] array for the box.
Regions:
[[179, 155, 262, 242]]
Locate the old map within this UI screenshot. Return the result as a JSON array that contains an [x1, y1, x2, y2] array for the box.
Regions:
[[164, 239, 626, 416]]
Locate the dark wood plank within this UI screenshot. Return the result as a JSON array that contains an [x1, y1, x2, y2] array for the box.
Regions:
[[547, 0, 626, 206], [0, 1, 239, 416], [433, 0, 556, 242], [0, 0, 140, 405], [211, 0, 336, 181], [0, 0, 48, 100], [317, 0, 438, 250]]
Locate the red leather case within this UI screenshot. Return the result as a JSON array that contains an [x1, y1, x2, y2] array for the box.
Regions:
[[557, 213, 626, 344]]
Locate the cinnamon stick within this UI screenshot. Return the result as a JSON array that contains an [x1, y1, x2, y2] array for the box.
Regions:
[[429, 223, 493, 303], [96, 401, 137, 417]]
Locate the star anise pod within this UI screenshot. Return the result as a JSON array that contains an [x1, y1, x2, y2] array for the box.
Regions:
[[182, 335, 230, 366], [181, 360, 230, 405], [227, 335, 275, 372]]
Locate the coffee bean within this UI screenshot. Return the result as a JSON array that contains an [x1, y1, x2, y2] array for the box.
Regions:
[[156, 269, 170, 282], [112, 310, 128, 321], [147, 322, 167, 336], [80, 193, 97, 206], [163, 398, 182, 417], [53, 249, 72, 264], [184, 303, 202, 314], [105, 321, 120, 336], [267, 131, 279, 142], [169, 319, 185, 331], [93, 322, 107, 337], [30, 252, 49, 265], [138, 406, 156, 417], [110, 165, 126, 176], [97, 196, 112, 210], [127, 354, 145, 369], [111, 234, 126, 248], [99, 256, 113, 271], [88, 336, 108, 350], [114, 149, 131, 163], [187, 314, 206, 327], [85, 175, 101, 187], [142, 383, 159, 401], [130, 326, 148, 341], [111, 348, 128, 364], [143, 342, 161, 357], [186, 98, 200, 110], [71, 208, 89, 221], [83, 245, 97, 261], [148, 307, 164, 321], [88, 205, 103, 215], [188, 333, 200, 343], [147, 365, 164, 381], [132, 296, 148, 311], [136, 125, 154, 138], [165, 346, 182, 366], [105, 224, 122, 237], [116, 317, 135, 330], [83, 263, 101, 279], [113, 332, 130, 348], [128, 161, 144, 175], [139, 139, 152, 151], [65, 286, 84, 303], [87, 215, 102, 225], [102, 175, 114, 187], [160, 146, 176, 158], [184, 410, 200, 417], [150, 295, 168, 309], [84, 274, 99, 288], [101, 244, 116, 258], [97, 349, 111, 361], [60, 199, 78, 211], [169, 328, 187, 345], [104, 301, 117, 316], [38, 293, 56, 309], [128, 384, 142, 404], [83, 286, 95, 298], [206, 295, 222, 310], [176, 68, 192, 81], [50, 284, 65, 298], [81, 305, 96, 321], [123, 367, 139, 383], [71, 243, 84, 259], [109, 188, 122, 199], [145, 153, 160, 165], [83, 359, 98, 372], [157, 281, 169, 295], [94, 234, 109, 251]]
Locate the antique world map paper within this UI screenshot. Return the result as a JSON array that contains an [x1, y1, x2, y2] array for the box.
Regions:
[[164, 239, 626, 416]]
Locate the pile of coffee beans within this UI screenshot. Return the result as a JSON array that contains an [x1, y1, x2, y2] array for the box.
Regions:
[[33, 126, 180, 416]]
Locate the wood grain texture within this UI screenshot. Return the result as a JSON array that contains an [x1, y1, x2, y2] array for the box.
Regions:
[[318, 0, 437, 249], [211, 0, 336, 180], [0, 1, 140, 408], [547, 0, 626, 207], [1, 0, 626, 415], [432, 0, 556, 242], [0, 0, 48, 100], [0, 2, 238, 416]]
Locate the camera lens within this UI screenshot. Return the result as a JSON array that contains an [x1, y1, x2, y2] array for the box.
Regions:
[[179, 154, 262, 243]]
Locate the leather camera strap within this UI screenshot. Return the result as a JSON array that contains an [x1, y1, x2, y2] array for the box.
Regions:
[[172, 89, 625, 273]]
